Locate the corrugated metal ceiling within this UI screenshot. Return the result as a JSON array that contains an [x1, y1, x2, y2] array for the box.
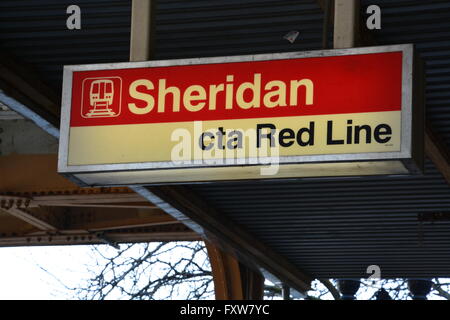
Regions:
[[192, 160, 450, 278], [0, 0, 131, 91], [361, 0, 450, 145], [154, 0, 323, 59]]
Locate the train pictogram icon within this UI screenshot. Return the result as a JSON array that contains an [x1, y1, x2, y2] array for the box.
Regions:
[[81, 77, 122, 119], [86, 79, 116, 117]]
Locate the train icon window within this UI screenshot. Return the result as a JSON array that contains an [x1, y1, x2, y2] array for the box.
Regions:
[[81, 78, 122, 118]]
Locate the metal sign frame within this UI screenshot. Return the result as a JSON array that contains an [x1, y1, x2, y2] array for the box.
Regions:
[[58, 44, 418, 185]]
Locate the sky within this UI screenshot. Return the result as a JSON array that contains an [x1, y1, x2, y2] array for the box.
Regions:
[[0, 245, 94, 300], [0, 242, 213, 300]]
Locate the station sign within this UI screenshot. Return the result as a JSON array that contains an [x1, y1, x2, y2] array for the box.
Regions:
[[58, 44, 423, 186]]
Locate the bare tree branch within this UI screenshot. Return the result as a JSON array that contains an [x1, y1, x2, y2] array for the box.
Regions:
[[318, 279, 341, 300], [60, 241, 450, 301], [74, 241, 214, 300], [432, 279, 450, 300]]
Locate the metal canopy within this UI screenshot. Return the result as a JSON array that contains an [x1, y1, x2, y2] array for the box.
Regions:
[[1, 0, 450, 280], [191, 160, 450, 278]]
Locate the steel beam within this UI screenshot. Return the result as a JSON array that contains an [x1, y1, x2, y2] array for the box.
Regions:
[[333, 0, 360, 48], [425, 125, 450, 184], [206, 241, 246, 300], [3, 207, 58, 232], [0, 224, 200, 247], [130, 0, 156, 61], [0, 52, 60, 134], [55, 206, 178, 231], [0, 154, 79, 194]]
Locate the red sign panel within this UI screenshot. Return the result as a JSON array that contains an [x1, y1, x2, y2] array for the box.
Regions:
[[70, 52, 402, 127]]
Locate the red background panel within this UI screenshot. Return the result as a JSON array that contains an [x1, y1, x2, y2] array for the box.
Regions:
[[69, 51, 402, 127]]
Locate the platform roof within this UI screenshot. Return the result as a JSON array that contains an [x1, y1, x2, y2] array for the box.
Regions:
[[1, 0, 450, 286]]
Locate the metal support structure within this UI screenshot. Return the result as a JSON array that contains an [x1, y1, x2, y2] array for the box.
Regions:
[[408, 279, 433, 300], [130, 0, 155, 62], [0, 0, 198, 248], [332, 6, 363, 300], [0, 194, 179, 229], [0, 154, 76, 194], [239, 259, 266, 300], [320, 0, 333, 49], [0, 194, 200, 245], [206, 242, 264, 300], [0, 224, 200, 247], [337, 279, 360, 300], [282, 284, 291, 300], [0, 104, 23, 120], [425, 125, 450, 186], [333, 0, 360, 49], [0, 190, 198, 246], [0, 52, 60, 133], [3, 206, 58, 232]]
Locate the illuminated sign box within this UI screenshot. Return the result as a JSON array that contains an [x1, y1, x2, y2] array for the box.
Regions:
[[58, 44, 423, 186]]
